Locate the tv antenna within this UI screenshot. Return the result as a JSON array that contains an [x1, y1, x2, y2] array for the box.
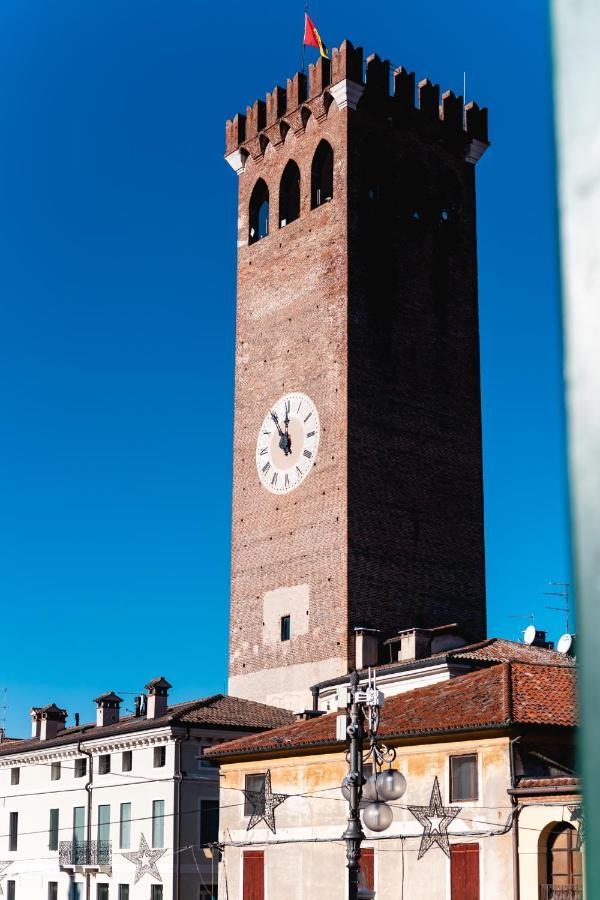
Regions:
[[508, 612, 535, 642], [544, 582, 572, 634], [0, 689, 8, 738]]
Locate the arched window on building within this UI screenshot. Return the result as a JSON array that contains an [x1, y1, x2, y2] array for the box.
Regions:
[[311, 140, 334, 209], [279, 161, 301, 227], [540, 822, 583, 899], [249, 178, 269, 244]]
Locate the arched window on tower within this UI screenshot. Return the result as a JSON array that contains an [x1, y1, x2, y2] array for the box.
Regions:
[[279, 161, 301, 227], [249, 178, 269, 244], [311, 140, 334, 209], [540, 822, 583, 899]]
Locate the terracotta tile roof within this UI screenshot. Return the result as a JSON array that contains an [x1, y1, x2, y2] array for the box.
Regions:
[[207, 663, 577, 759], [448, 638, 575, 668], [517, 777, 579, 788], [0, 695, 294, 757]]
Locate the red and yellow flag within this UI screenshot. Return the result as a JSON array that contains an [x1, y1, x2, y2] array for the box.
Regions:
[[303, 13, 328, 59]]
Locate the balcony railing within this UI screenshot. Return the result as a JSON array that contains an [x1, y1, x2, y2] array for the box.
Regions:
[[539, 886, 584, 900], [59, 840, 111, 868]]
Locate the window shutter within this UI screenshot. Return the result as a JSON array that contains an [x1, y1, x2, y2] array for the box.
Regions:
[[450, 843, 480, 900], [243, 850, 264, 900]]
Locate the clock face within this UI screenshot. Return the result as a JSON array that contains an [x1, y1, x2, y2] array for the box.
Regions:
[[256, 392, 320, 494]]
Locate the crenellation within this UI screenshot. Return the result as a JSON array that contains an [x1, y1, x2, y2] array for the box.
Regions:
[[393, 67, 416, 111], [418, 78, 440, 119], [331, 38, 364, 85], [366, 54, 390, 95], [441, 90, 463, 131], [465, 101, 488, 143], [224, 38, 489, 162], [308, 56, 331, 99], [246, 98, 266, 140], [286, 72, 307, 110], [226, 112, 246, 155], [267, 86, 287, 126]]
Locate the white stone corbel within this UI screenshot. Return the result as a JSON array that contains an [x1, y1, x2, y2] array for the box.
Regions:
[[465, 139, 489, 164], [225, 149, 248, 175], [329, 79, 365, 111]]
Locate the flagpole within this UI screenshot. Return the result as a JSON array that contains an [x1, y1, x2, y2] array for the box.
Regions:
[[302, 3, 308, 74]]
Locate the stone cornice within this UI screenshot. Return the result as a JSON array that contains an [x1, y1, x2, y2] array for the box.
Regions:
[[0, 727, 174, 767]]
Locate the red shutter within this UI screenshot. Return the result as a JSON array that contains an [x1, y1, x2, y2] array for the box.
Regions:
[[451, 843, 480, 900], [360, 848, 375, 891], [243, 850, 264, 900]]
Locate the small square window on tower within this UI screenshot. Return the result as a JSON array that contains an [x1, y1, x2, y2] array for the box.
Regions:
[[280, 615, 291, 642]]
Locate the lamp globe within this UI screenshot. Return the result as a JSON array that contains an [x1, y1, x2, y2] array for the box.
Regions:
[[376, 769, 407, 801]]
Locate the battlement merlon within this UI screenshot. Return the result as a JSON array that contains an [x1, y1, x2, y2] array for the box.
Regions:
[[224, 39, 489, 174]]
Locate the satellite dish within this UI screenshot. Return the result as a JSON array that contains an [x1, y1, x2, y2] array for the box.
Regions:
[[523, 625, 537, 645], [557, 633, 575, 655]]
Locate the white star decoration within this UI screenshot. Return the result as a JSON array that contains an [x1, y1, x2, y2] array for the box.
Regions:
[[0, 862, 11, 896], [242, 769, 288, 834], [122, 834, 166, 883], [408, 776, 460, 859]]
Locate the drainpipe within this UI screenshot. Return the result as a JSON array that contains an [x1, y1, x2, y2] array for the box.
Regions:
[[311, 686, 319, 712], [173, 727, 190, 900], [78, 740, 94, 900], [509, 736, 522, 900]]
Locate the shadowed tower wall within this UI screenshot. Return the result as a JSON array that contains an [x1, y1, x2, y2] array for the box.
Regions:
[[225, 41, 489, 711]]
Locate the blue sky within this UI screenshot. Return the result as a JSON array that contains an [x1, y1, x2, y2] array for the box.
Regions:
[[0, 0, 570, 735]]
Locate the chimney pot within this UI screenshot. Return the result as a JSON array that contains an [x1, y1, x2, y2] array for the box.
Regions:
[[94, 692, 123, 728], [144, 677, 172, 719]]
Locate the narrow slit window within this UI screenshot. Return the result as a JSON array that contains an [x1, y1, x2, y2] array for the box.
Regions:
[[279, 160, 301, 227], [311, 140, 334, 209], [249, 179, 269, 244], [280, 615, 291, 642]]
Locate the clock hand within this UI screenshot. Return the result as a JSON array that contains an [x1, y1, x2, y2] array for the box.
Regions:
[[270, 411, 284, 436]]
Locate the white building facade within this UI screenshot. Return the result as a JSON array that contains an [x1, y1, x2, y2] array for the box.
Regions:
[[0, 678, 293, 900]]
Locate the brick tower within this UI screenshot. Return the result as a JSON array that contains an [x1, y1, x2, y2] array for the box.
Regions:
[[225, 40, 489, 711]]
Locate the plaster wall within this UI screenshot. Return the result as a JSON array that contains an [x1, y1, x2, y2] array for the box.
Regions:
[[218, 735, 515, 899]]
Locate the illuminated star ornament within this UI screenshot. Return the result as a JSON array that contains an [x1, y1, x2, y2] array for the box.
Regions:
[[122, 833, 167, 883], [0, 862, 11, 896], [408, 776, 460, 859], [243, 769, 288, 834], [568, 804, 584, 850]]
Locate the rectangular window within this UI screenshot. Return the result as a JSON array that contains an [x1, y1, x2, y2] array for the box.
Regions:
[[119, 802, 132, 849], [10, 768, 19, 786], [48, 883, 58, 900], [71, 885, 82, 900], [118, 888, 130, 900], [96, 885, 109, 900], [98, 754, 111, 775], [280, 615, 291, 641], [244, 775, 266, 816], [73, 806, 85, 844], [152, 799, 165, 848], [122, 750, 132, 772], [6, 882, 15, 900], [243, 850, 264, 900], [51, 762, 61, 781], [74, 758, 87, 778], [49, 808, 59, 851], [153, 746, 166, 768], [97, 804, 110, 846], [450, 754, 479, 803], [9, 812, 18, 851], [200, 799, 219, 845], [150, 887, 163, 900]]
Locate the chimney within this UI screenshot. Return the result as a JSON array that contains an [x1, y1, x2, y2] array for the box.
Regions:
[[31, 704, 67, 741], [145, 677, 172, 719], [94, 692, 123, 728], [354, 628, 380, 669]]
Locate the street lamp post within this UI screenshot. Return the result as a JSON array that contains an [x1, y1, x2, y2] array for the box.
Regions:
[[341, 670, 365, 900], [338, 669, 407, 900]]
